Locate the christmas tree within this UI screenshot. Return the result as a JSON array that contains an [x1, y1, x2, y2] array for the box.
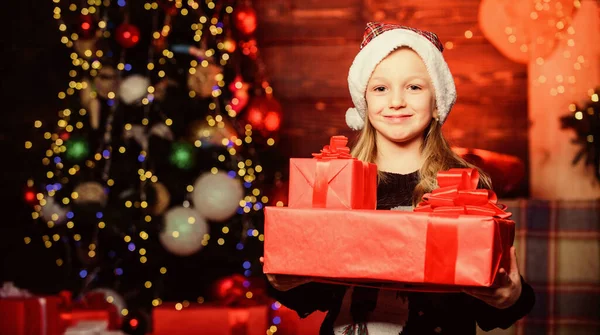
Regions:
[[23, 0, 285, 333]]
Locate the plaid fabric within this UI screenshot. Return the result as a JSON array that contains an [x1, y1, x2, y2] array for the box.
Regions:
[[360, 22, 444, 52], [476, 199, 600, 335]]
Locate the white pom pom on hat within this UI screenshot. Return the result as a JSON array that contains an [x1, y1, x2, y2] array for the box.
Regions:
[[346, 22, 457, 130], [345, 107, 365, 131]]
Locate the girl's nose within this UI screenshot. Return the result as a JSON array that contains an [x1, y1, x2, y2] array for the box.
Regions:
[[389, 89, 406, 109]]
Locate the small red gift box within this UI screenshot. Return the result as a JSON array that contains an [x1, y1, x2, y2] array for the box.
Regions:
[[0, 296, 62, 335], [152, 303, 268, 335], [264, 168, 514, 289], [58, 291, 120, 332], [59, 309, 115, 332], [288, 136, 377, 210]]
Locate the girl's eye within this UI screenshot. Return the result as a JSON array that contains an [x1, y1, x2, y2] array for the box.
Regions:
[[408, 85, 421, 90], [374, 86, 386, 92]]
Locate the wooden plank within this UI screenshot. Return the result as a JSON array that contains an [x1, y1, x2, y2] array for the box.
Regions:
[[256, 25, 362, 46], [361, 0, 482, 24], [255, 11, 481, 45], [261, 45, 355, 99], [363, 0, 481, 11], [254, 0, 364, 44], [255, 0, 363, 12], [444, 42, 526, 73], [280, 98, 351, 132], [455, 75, 528, 105]]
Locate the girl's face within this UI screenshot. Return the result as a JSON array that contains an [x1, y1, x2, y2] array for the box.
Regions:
[[365, 48, 437, 147]]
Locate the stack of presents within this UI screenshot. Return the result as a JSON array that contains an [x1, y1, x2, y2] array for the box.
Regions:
[[0, 283, 124, 335], [264, 136, 515, 291], [1, 136, 516, 335]]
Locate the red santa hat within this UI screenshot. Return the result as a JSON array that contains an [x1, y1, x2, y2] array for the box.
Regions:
[[346, 22, 457, 130]]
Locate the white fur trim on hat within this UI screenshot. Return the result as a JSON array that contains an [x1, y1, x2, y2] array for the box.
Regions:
[[346, 28, 457, 130]]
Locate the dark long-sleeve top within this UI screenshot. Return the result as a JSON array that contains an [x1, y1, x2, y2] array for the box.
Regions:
[[268, 170, 535, 335]]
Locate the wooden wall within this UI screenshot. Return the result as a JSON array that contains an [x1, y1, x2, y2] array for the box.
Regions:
[[254, 0, 529, 195]]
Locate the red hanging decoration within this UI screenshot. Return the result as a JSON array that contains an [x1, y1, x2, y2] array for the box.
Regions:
[[212, 274, 246, 305], [116, 23, 141, 48], [234, 4, 257, 35], [228, 76, 250, 113], [211, 274, 269, 306], [245, 95, 282, 133], [264, 111, 281, 132], [240, 39, 258, 59]]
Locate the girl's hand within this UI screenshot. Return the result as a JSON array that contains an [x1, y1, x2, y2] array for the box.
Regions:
[[462, 246, 523, 309], [260, 257, 312, 291]]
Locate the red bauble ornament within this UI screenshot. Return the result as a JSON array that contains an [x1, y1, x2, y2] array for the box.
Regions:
[[240, 39, 258, 59], [234, 5, 257, 35], [212, 274, 246, 305], [212, 274, 269, 306], [228, 77, 250, 113], [116, 23, 141, 48], [246, 95, 282, 133], [264, 111, 281, 132]]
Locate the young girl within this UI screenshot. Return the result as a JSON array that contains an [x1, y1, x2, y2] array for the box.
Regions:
[[265, 22, 535, 335]]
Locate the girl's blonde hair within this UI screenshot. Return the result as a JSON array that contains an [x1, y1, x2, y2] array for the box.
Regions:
[[351, 116, 492, 207]]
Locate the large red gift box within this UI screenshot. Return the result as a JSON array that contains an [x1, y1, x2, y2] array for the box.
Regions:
[[264, 168, 515, 289], [288, 136, 377, 210], [0, 296, 62, 335], [152, 303, 268, 335]]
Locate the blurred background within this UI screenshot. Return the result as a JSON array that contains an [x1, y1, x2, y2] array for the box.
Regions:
[[0, 0, 598, 334]]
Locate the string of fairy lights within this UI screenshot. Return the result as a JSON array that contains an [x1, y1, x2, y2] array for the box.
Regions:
[[24, 0, 284, 331]]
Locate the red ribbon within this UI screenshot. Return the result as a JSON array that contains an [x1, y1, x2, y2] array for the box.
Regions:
[[415, 168, 512, 285], [311, 136, 353, 207], [228, 309, 250, 335], [414, 168, 511, 219], [423, 218, 458, 285], [311, 135, 352, 160]]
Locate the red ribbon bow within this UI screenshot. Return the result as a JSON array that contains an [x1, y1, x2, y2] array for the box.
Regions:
[[414, 168, 511, 219], [312, 135, 352, 160]]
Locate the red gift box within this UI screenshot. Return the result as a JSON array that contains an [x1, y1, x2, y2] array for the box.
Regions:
[[152, 303, 268, 335], [264, 168, 515, 289], [59, 309, 114, 332], [0, 296, 62, 335], [58, 291, 121, 332], [288, 136, 377, 210]]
